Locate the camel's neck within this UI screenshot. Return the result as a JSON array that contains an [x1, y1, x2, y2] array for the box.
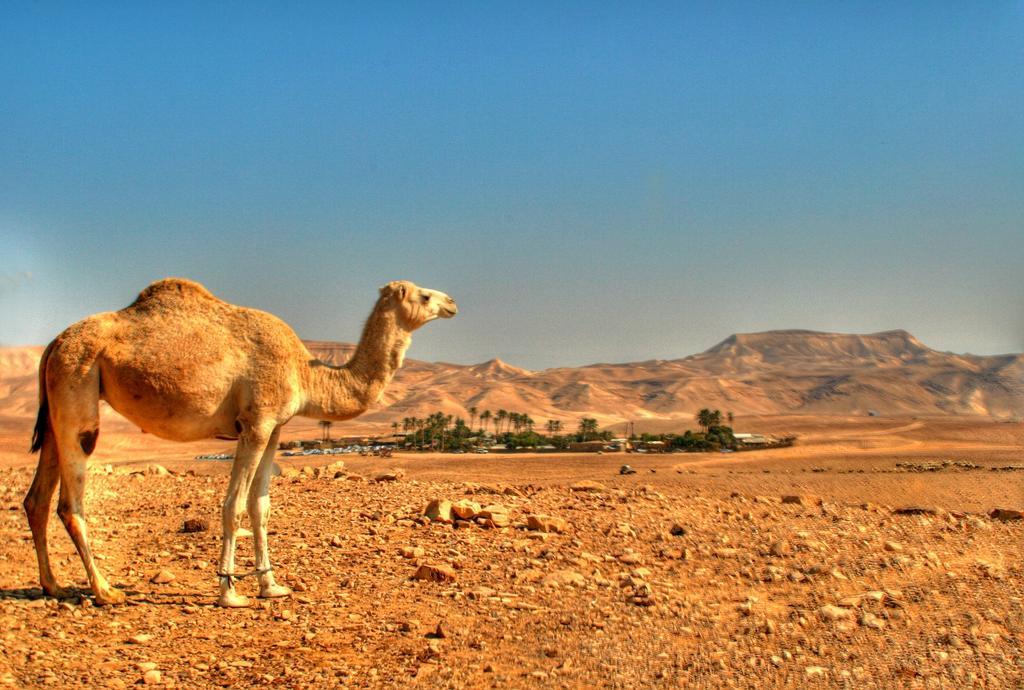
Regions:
[[300, 304, 411, 421]]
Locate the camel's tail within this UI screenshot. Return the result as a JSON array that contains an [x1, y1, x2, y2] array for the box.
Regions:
[[30, 341, 56, 453]]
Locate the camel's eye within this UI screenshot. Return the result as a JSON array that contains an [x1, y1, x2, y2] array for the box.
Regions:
[[420, 293, 430, 304]]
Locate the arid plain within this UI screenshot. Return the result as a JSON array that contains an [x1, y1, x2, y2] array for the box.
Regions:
[[0, 335, 1022, 688]]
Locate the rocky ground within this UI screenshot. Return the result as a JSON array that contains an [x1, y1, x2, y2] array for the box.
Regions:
[[0, 453, 1022, 689]]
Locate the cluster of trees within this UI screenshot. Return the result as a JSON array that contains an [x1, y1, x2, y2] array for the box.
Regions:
[[391, 409, 614, 451], [319, 406, 741, 453]]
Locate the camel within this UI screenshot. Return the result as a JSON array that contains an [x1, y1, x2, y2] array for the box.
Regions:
[[24, 278, 457, 607]]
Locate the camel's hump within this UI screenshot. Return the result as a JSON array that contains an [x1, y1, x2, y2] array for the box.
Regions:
[[130, 278, 221, 306]]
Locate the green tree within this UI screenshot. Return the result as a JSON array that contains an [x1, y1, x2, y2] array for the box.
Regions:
[[479, 410, 491, 434], [578, 417, 599, 441]]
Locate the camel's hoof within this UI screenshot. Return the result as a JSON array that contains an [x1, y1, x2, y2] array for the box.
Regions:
[[217, 591, 250, 608], [93, 587, 127, 606], [258, 583, 291, 599], [43, 584, 74, 600]]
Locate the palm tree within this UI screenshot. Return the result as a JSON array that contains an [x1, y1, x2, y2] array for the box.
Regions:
[[479, 410, 491, 435], [496, 409, 508, 435], [467, 406, 478, 435], [525, 416, 535, 433], [319, 420, 332, 442], [726, 411, 734, 426], [578, 417, 598, 440], [546, 420, 558, 434]]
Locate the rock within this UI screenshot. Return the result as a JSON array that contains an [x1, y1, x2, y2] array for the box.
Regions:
[[819, 605, 852, 622], [181, 518, 208, 533], [374, 469, 405, 482], [859, 612, 885, 630], [128, 634, 153, 644], [150, 569, 175, 584], [413, 564, 457, 583], [142, 670, 161, 685], [669, 523, 686, 536], [617, 552, 644, 565], [400, 546, 425, 559], [325, 460, 345, 475], [424, 500, 453, 522], [450, 500, 481, 520], [526, 515, 568, 534], [769, 540, 791, 557], [883, 541, 903, 552], [477, 505, 510, 528], [541, 570, 586, 588], [805, 666, 827, 678], [146, 464, 170, 476], [893, 505, 939, 515], [137, 662, 158, 673], [781, 495, 804, 505], [989, 508, 1023, 521], [619, 465, 637, 475], [569, 480, 608, 493], [330, 535, 344, 548]]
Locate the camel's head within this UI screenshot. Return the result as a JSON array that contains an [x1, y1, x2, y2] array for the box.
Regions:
[[379, 280, 457, 330]]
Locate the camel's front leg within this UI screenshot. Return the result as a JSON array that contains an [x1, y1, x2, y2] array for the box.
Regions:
[[248, 426, 290, 599], [217, 421, 273, 608]]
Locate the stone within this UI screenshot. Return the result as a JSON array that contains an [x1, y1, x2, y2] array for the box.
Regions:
[[541, 570, 586, 588], [819, 605, 852, 622], [805, 666, 827, 677], [883, 541, 903, 552], [450, 500, 481, 520], [128, 634, 153, 644], [477, 505, 510, 528], [374, 470, 405, 482], [781, 495, 803, 505], [401, 546, 425, 559], [424, 500, 453, 522], [413, 564, 457, 583], [142, 670, 161, 685], [526, 515, 568, 534], [619, 465, 637, 475], [181, 518, 208, 533], [150, 569, 175, 584], [893, 505, 939, 515], [569, 480, 608, 493], [146, 464, 170, 476], [669, 523, 686, 536], [860, 612, 885, 630], [769, 540, 791, 557], [989, 508, 1023, 521]]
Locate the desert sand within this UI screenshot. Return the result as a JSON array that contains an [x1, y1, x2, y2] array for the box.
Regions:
[[0, 412, 1021, 687], [0, 337, 1022, 687]]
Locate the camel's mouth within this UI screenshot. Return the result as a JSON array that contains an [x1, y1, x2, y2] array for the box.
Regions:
[[439, 306, 457, 318]]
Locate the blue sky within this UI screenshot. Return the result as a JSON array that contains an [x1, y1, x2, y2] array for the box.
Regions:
[[1, 2, 1022, 368]]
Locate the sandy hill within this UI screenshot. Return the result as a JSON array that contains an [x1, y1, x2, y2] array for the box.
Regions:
[[1, 331, 1022, 433]]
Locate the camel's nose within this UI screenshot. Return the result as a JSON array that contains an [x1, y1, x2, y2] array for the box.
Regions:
[[443, 296, 458, 316]]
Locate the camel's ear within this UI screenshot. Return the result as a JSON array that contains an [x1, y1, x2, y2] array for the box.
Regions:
[[379, 281, 407, 300]]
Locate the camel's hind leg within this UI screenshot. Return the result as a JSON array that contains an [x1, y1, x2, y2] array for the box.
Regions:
[[23, 431, 70, 598], [248, 426, 290, 599], [50, 368, 124, 605]]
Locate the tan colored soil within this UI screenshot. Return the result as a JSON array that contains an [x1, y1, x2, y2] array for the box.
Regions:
[[0, 416, 1021, 687]]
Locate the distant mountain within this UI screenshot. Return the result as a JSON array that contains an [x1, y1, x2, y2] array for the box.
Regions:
[[2, 331, 1022, 429]]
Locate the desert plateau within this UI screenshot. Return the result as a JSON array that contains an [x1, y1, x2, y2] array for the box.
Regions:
[[0, 336, 1021, 688]]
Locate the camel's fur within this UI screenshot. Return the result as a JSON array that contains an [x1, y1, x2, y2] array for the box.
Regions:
[[24, 278, 456, 606]]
